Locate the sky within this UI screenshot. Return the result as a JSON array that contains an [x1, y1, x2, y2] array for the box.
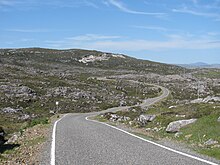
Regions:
[[0, 0, 220, 64]]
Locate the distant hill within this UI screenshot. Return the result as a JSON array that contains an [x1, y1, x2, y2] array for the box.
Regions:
[[177, 62, 220, 69], [0, 48, 186, 75]]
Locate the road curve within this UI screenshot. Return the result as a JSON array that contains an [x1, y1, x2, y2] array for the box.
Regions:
[[42, 79, 219, 165]]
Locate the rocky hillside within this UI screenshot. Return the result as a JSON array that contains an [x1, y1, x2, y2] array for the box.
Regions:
[[0, 48, 186, 135], [0, 48, 185, 74]]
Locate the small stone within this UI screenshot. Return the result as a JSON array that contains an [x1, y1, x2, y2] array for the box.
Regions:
[[174, 132, 183, 138], [18, 114, 30, 121], [109, 114, 119, 122], [204, 139, 218, 146], [6, 132, 21, 144], [185, 134, 192, 140], [129, 121, 133, 126], [50, 110, 55, 114], [153, 127, 159, 132], [213, 144, 220, 148], [217, 116, 220, 122]]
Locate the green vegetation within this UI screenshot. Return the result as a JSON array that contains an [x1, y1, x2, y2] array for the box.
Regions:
[[27, 117, 49, 128], [132, 132, 156, 141], [200, 148, 220, 160], [195, 69, 220, 79]]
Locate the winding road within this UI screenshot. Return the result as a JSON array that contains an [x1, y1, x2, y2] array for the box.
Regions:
[[42, 78, 219, 165]]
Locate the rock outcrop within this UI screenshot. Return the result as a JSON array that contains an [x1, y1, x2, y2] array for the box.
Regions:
[[79, 54, 109, 63], [166, 119, 197, 133], [191, 96, 220, 104], [102, 113, 130, 122], [1, 107, 21, 114]]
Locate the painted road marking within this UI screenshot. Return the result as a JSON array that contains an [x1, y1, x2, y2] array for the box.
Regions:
[[51, 114, 68, 165]]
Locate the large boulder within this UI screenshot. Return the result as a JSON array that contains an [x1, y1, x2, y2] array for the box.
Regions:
[[166, 119, 197, 133], [0, 126, 5, 145], [138, 114, 156, 126]]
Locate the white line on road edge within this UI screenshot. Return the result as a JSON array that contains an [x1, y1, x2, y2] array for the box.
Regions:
[[51, 114, 68, 165], [86, 116, 218, 165]]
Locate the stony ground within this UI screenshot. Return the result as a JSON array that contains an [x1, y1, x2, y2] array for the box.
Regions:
[[0, 121, 50, 164]]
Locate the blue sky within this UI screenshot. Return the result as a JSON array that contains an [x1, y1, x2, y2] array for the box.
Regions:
[[0, 0, 220, 64]]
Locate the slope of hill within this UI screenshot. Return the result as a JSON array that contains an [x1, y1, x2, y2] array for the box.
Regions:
[[178, 62, 220, 69], [0, 48, 186, 75], [0, 48, 187, 134]]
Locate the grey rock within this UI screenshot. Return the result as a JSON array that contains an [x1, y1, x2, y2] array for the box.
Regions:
[[203, 96, 220, 103], [109, 113, 130, 122], [117, 116, 130, 122], [129, 121, 134, 126], [218, 116, 220, 122], [18, 114, 31, 120], [120, 100, 126, 106], [50, 110, 55, 114], [6, 132, 21, 144], [109, 114, 119, 122], [204, 139, 218, 146], [191, 96, 220, 104], [166, 119, 197, 133], [18, 86, 34, 94], [1, 107, 21, 113], [152, 127, 159, 132], [138, 114, 156, 126], [0, 85, 35, 98]]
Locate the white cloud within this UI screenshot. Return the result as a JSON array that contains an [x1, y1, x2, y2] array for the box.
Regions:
[[45, 34, 220, 51], [5, 28, 50, 33], [66, 34, 122, 41], [107, 0, 166, 16], [132, 25, 168, 32], [0, 0, 99, 10], [172, 7, 220, 21], [85, 39, 220, 51]]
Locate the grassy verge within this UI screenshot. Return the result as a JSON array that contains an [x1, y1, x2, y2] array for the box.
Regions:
[[0, 115, 54, 164]]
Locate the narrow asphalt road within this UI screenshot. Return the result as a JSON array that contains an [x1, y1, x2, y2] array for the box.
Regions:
[[41, 80, 219, 165], [54, 114, 217, 165]]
